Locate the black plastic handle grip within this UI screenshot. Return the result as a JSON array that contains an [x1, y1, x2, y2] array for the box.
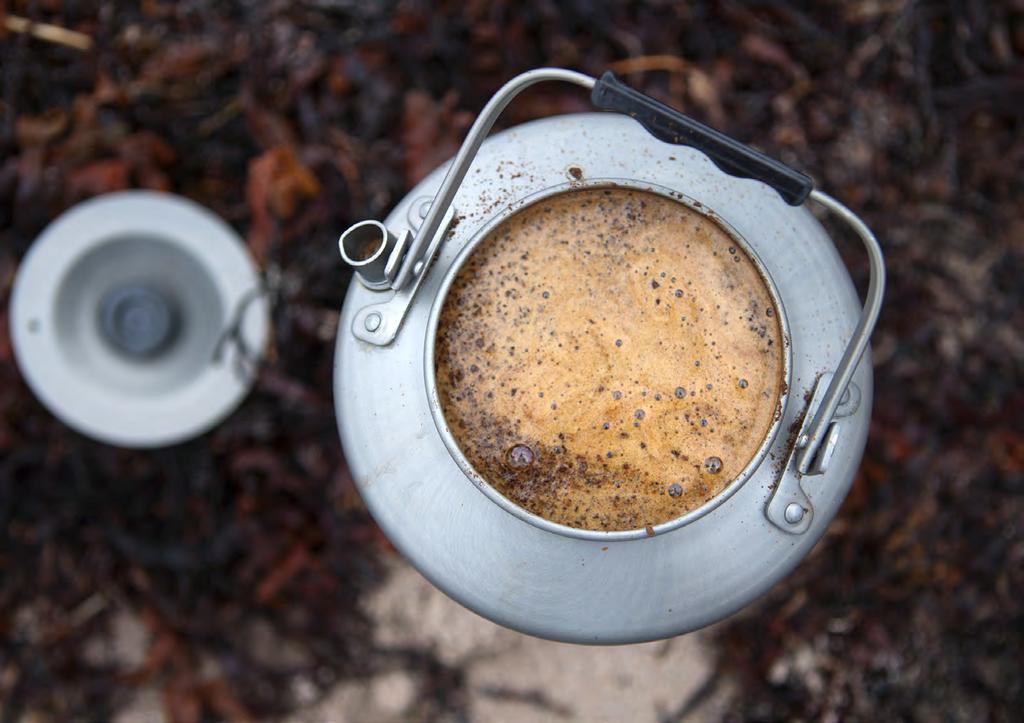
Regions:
[[591, 71, 813, 206]]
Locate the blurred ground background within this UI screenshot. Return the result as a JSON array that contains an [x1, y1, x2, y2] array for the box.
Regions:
[[1, 0, 1022, 721]]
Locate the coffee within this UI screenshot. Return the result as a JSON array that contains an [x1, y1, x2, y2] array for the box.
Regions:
[[435, 187, 784, 531]]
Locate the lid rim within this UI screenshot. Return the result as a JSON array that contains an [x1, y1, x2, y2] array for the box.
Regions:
[[9, 191, 268, 448]]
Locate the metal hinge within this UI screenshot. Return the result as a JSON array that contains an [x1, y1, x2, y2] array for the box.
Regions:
[[338, 198, 456, 346], [765, 373, 861, 534]]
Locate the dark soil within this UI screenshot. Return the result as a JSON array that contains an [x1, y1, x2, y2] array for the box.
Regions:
[[1, 1, 1021, 721]]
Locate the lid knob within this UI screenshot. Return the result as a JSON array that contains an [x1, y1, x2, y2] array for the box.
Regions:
[[99, 285, 178, 357]]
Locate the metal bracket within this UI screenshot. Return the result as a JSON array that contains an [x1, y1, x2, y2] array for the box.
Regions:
[[348, 201, 456, 346], [337, 69, 598, 347], [765, 373, 861, 534]]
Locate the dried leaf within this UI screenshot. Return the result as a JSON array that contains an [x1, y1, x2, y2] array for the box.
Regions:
[[686, 67, 726, 127], [401, 90, 474, 186], [740, 34, 807, 81], [93, 71, 126, 105], [15, 108, 69, 148], [243, 92, 298, 149], [326, 55, 353, 96], [139, 41, 212, 86], [245, 147, 321, 261], [256, 545, 309, 604], [67, 159, 129, 197], [121, 131, 176, 168], [120, 131, 176, 191]]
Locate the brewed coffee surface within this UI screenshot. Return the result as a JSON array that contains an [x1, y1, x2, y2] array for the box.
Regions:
[[435, 188, 784, 531]]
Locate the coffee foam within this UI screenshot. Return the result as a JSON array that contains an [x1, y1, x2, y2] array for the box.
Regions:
[[435, 188, 784, 531]]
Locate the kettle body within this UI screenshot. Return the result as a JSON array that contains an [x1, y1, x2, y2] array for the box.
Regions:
[[334, 94, 880, 643]]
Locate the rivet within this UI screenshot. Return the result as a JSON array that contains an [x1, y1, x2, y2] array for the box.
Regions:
[[364, 312, 382, 332], [784, 503, 805, 524]]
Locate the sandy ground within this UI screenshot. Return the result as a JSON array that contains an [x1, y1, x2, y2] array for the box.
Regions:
[[109, 554, 732, 722]]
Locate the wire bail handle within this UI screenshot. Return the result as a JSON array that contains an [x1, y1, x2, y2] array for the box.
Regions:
[[338, 67, 885, 473]]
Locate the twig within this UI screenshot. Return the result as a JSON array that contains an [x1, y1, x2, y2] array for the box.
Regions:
[[198, 96, 243, 137], [476, 685, 573, 718], [3, 15, 93, 52], [844, 0, 914, 80]]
